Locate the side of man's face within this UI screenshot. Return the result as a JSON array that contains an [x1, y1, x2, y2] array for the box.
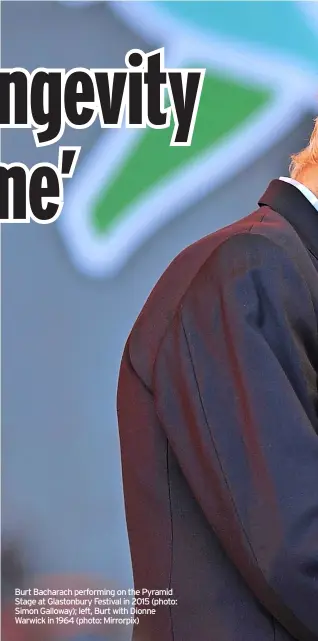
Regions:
[[290, 117, 318, 184]]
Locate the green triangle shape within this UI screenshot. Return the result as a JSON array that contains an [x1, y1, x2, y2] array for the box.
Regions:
[[92, 67, 272, 233]]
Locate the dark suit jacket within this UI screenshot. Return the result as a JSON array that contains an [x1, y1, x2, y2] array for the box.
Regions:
[[117, 179, 318, 641]]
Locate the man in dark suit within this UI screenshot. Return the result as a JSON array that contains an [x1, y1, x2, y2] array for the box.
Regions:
[[117, 119, 318, 641]]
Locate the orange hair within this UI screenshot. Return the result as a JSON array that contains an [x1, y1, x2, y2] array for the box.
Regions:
[[289, 117, 318, 180]]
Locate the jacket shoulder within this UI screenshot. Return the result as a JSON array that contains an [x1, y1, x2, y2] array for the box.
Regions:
[[207, 206, 312, 275], [125, 207, 312, 388]]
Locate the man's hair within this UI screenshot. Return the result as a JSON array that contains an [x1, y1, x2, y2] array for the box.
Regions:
[[290, 117, 318, 180]]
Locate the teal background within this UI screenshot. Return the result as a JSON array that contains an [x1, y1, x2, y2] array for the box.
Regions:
[[158, 1, 318, 67]]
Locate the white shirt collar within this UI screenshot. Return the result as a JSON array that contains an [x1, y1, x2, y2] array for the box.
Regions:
[[279, 176, 318, 211]]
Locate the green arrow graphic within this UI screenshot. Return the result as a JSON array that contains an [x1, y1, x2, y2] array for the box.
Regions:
[[92, 68, 271, 233]]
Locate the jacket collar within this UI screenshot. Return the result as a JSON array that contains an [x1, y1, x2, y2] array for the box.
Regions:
[[258, 179, 318, 260]]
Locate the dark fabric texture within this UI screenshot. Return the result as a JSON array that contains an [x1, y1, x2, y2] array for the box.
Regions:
[[117, 179, 318, 641]]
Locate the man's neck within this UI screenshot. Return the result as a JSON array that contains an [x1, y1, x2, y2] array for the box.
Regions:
[[280, 175, 318, 210], [295, 167, 318, 199]]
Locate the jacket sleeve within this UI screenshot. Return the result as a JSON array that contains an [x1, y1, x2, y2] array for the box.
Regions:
[[153, 233, 318, 641]]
